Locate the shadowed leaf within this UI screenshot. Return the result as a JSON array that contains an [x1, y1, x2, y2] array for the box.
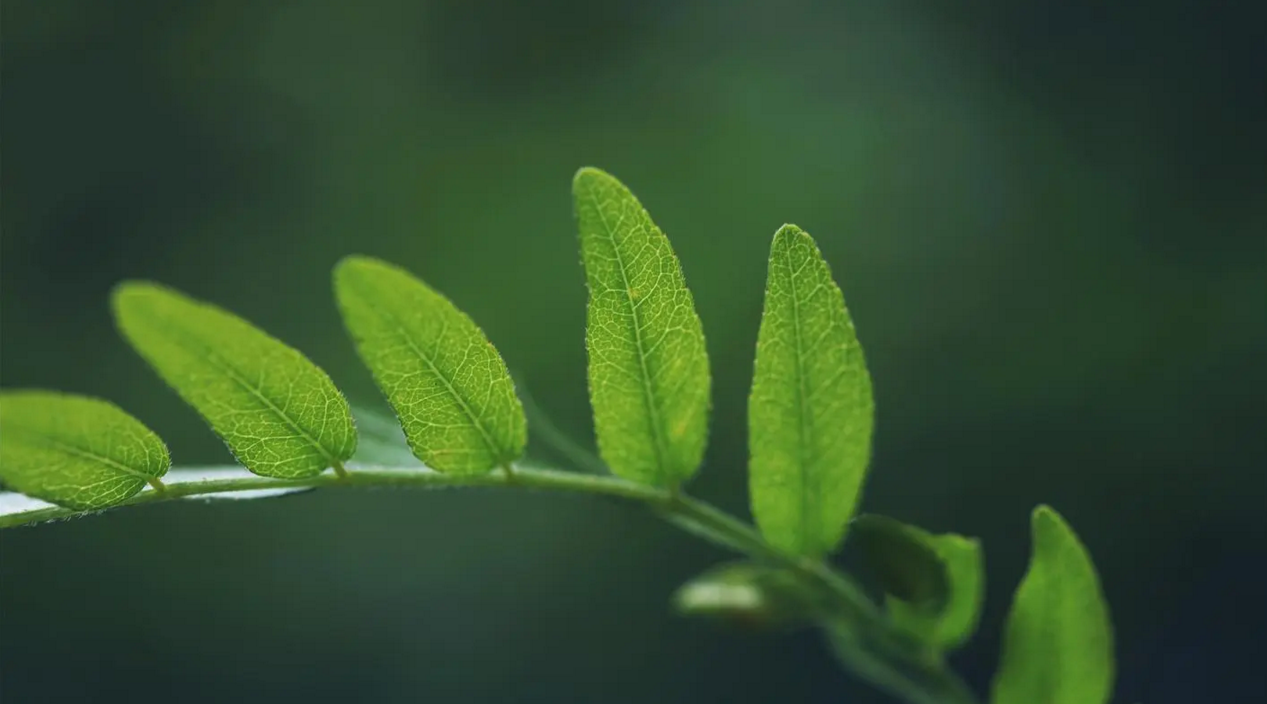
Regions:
[[852, 514, 985, 650]]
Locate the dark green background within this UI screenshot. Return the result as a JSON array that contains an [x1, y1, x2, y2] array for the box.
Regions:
[[2, 1, 1264, 702]]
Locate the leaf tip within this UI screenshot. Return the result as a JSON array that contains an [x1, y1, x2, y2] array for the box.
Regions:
[[333, 254, 385, 285], [772, 223, 823, 255], [1031, 503, 1064, 533], [572, 165, 611, 191]]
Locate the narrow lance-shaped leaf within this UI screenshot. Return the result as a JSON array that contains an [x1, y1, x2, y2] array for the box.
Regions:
[[749, 224, 874, 558], [333, 256, 525, 474], [852, 514, 985, 650], [0, 391, 170, 510], [573, 167, 711, 487], [112, 282, 357, 479], [991, 505, 1114, 704]]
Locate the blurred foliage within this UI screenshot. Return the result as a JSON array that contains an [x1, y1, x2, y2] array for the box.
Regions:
[[2, 1, 1264, 702]]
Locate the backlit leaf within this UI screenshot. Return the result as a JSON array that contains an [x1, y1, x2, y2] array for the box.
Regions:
[[573, 167, 711, 487], [334, 256, 525, 474], [991, 505, 1114, 704], [748, 224, 874, 557], [0, 390, 170, 510], [112, 282, 357, 479]]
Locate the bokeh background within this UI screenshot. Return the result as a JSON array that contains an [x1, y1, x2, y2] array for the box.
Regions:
[[2, 1, 1265, 702]]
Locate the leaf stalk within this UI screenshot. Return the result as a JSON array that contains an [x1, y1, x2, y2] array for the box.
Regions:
[[0, 462, 979, 704]]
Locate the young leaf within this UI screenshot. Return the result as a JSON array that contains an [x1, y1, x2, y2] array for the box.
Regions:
[[748, 224, 874, 558], [888, 532, 983, 651], [0, 390, 170, 510], [573, 167, 711, 487], [852, 514, 985, 650], [333, 256, 526, 474], [850, 514, 950, 609], [991, 505, 1114, 704], [112, 282, 357, 479]]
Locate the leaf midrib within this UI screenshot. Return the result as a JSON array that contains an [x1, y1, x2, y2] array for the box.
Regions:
[[3, 427, 155, 482], [143, 305, 340, 467], [589, 190, 670, 479], [353, 284, 505, 464], [783, 239, 815, 555]]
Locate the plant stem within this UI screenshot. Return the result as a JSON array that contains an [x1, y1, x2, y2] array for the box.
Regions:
[[0, 463, 979, 704]]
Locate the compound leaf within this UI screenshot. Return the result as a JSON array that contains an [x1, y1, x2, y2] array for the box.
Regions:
[[334, 256, 525, 474], [0, 391, 170, 510], [573, 167, 711, 487], [991, 505, 1114, 704], [112, 282, 357, 479], [749, 224, 874, 558]]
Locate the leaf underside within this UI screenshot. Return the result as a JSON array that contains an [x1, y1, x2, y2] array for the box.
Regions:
[[573, 167, 711, 487], [748, 224, 874, 558], [112, 282, 357, 479], [991, 505, 1114, 704], [334, 256, 525, 474], [0, 391, 171, 511]]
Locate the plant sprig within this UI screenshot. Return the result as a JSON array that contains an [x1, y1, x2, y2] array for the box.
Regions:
[[0, 167, 1116, 704]]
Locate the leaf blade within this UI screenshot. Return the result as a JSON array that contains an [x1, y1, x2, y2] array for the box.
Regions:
[[749, 224, 874, 557], [0, 390, 170, 510], [573, 167, 711, 487], [112, 282, 357, 479], [333, 256, 525, 474], [990, 505, 1114, 704]]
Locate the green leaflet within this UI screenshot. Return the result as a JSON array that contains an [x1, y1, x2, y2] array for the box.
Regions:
[[748, 224, 874, 558], [573, 167, 711, 487], [991, 505, 1114, 704], [0, 391, 170, 510], [333, 256, 525, 474], [852, 515, 984, 651], [112, 282, 357, 479]]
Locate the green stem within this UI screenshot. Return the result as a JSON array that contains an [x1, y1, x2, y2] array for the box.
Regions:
[[0, 464, 979, 704]]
